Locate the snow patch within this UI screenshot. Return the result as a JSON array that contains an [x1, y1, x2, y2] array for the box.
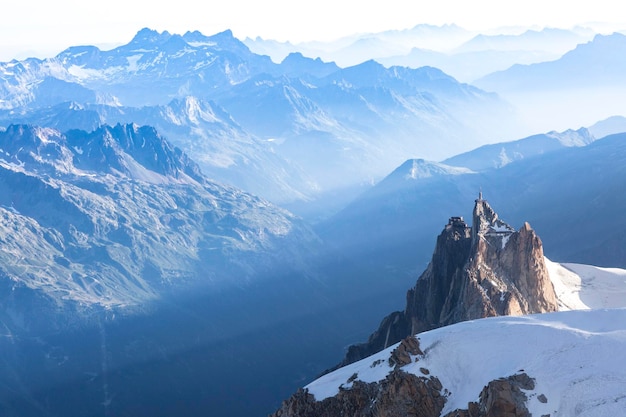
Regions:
[[126, 54, 143, 71], [67, 64, 124, 81], [490, 222, 513, 233], [500, 234, 510, 249], [306, 346, 395, 400], [187, 41, 217, 48]]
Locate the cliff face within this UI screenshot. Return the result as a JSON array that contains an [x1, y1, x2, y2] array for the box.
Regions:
[[339, 195, 558, 367], [272, 337, 447, 417]]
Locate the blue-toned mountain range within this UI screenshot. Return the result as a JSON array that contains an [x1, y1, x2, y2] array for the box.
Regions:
[[0, 28, 518, 205], [1, 25, 626, 417], [0, 123, 318, 318], [319, 128, 626, 273]]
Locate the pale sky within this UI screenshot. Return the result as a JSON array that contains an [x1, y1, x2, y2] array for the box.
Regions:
[[2, 0, 626, 61]]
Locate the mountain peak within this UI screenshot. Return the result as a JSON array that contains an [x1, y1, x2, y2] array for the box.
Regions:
[[568, 31, 626, 57], [130, 28, 172, 46], [592, 31, 626, 42], [281, 52, 305, 63], [182, 30, 210, 43], [207, 29, 238, 44], [213, 29, 234, 38], [334, 195, 558, 367], [354, 59, 385, 70], [66, 123, 204, 182], [206, 29, 251, 53], [399, 159, 473, 180], [471, 192, 514, 244], [161, 33, 190, 51], [279, 52, 340, 78]]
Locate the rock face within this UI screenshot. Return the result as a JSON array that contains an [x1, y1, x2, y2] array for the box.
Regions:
[[444, 373, 535, 417], [271, 372, 535, 417], [272, 346, 537, 417], [339, 194, 558, 366], [389, 336, 424, 369], [271, 370, 447, 417]]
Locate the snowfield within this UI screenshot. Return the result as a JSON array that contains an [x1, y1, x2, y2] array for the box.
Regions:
[[547, 258, 626, 310], [306, 260, 626, 416]]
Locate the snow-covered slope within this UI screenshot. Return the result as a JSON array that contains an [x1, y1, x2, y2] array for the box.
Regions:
[[293, 259, 626, 416], [306, 308, 626, 416], [547, 258, 626, 311]]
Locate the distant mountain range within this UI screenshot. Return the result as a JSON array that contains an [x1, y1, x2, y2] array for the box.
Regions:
[[318, 128, 626, 273], [244, 24, 475, 66], [588, 115, 626, 138], [4, 27, 624, 207], [443, 127, 595, 170], [0, 28, 519, 206], [242, 26, 624, 136], [474, 32, 626, 132], [246, 25, 597, 82], [476, 32, 626, 92], [0, 98, 315, 203]]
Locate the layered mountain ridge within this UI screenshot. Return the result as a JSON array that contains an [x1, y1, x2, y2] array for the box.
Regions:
[[0, 28, 518, 206], [319, 129, 626, 280], [473, 32, 626, 132], [476, 32, 626, 92], [0, 123, 318, 329], [246, 24, 597, 82]]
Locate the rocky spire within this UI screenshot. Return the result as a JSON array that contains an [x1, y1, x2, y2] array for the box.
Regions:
[[331, 195, 559, 369]]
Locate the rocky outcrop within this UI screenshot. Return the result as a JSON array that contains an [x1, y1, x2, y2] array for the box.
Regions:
[[272, 370, 538, 417], [337, 194, 558, 367], [270, 370, 446, 417], [389, 336, 423, 369], [444, 373, 535, 417]]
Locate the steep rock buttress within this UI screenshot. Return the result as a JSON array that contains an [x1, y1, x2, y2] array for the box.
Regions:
[[338, 194, 558, 367]]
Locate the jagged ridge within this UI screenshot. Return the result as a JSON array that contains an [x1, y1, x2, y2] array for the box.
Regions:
[[0, 123, 318, 326]]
